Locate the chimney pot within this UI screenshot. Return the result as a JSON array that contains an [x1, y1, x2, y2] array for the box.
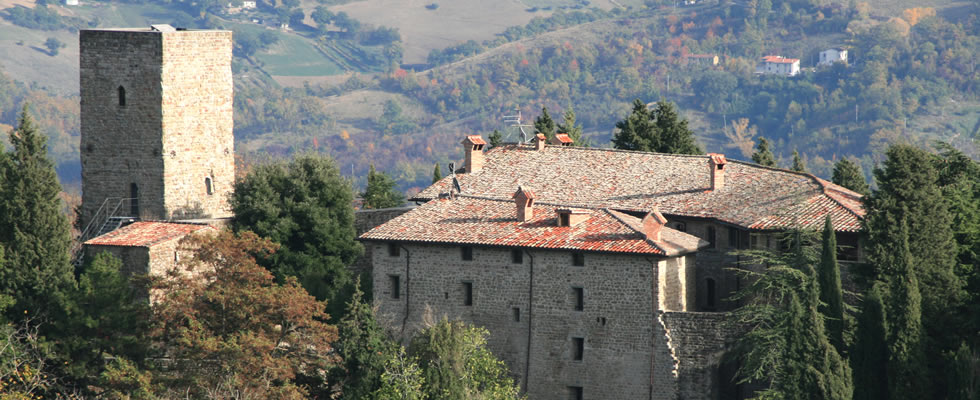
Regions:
[[462, 135, 487, 173], [641, 209, 669, 242], [550, 133, 573, 146], [535, 134, 547, 151], [708, 153, 727, 191], [513, 186, 536, 222]]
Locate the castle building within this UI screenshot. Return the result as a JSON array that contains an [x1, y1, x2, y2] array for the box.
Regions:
[[78, 25, 234, 273], [362, 134, 865, 399]]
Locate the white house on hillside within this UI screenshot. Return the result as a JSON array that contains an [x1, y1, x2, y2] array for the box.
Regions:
[[818, 48, 847, 67], [757, 55, 800, 76]]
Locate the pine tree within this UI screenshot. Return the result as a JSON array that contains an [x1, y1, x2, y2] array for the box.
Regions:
[[432, 163, 442, 184], [534, 107, 556, 140], [818, 216, 845, 353], [652, 100, 701, 155], [331, 278, 397, 399], [556, 106, 589, 147], [791, 149, 806, 172], [884, 217, 927, 400], [0, 105, 74, 322], [751, 137, 776, 167], [947, 342, 979, 400], [488, 129, 503, 148], [832, 157, 869, 195], [612, 99, 657, 152], [852, 283, 888, 400], [363, 164, 406, 209]]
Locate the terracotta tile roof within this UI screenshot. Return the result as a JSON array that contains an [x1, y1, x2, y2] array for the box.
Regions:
[[553, 133, 573, 144], [463, 135, 487, 145], [762, 55, 799, 64], [84, 221, 215, 247], [360, 196, 707, 256], [414, 144, 865, 232]]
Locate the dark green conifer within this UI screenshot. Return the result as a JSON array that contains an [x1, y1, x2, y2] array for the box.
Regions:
[[612, 99, 657, 152], [884, 216, 927, 400], [432, 163, 442, 184], [534, 107, 556, 140], [852, 283, 888, 400], [488, 129, 503, 148], [331, 278, 396, 399], [832, 157, 869, 195], [751, 137, 776, 167], [556, 106, 589, 147], [362, 164, 405, 209], [818, 216, 845, 353], [791, 149, 806, 172], [652, 100, 701, 155]]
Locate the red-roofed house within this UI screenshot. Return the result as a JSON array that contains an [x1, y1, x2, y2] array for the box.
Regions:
[[84, 221, 216, 278], [758, 55, 801, 76]]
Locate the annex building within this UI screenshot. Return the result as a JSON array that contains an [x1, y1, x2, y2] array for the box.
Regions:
[[361, 134, 865, 399]]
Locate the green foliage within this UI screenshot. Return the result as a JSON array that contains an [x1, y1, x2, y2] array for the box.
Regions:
[[831, 158, 869, 196], [612, 99, 700, 154], [948, 342, 980, 400], [409, 319, 523, 400], [3, 5, 64, 30], [882, 217, 927, 400], [231, 154, 363, 319], [98, 357, 156, 400], [533, 106, 556, 140], [852, 284, 888, 400], [373, 346, 425, 400], [818, 216, 844, 353], [791, 149, 806, 172], [0, 105, 73, 324], [331, 279, 397, 399], [432, 163, 442, 184], [751, 137, 776, 167], [729, 230, 852, 400], [488, 129, 503, 148], [43, 37, 63, 56], [363, 164, 406, 209], [556, 106, 589, 147]]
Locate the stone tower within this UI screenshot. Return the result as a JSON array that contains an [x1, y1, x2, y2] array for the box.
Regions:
[[79, 26, 234, 230]]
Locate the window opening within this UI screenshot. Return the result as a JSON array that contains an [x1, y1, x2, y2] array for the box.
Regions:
[[572, 252, 585, 266], [707, 226, 716, 248], [513, 307, 521, 322], [130, 183, 139, 216], [118, 86, 126, 106], [390, 275, 401, 299], [573, 287, 584, 311], [388, 243, 400, 257], [559, 213, 570, 227], [728, 227, 738, 249], [205, 177, 214, 195], [568, 386, 583, 400], [706, 278, 717, 309], [511, 249, 523, 264], [461, 246, 473, 261], [572, 337, 584, 361], [462, 282, 473, 306]]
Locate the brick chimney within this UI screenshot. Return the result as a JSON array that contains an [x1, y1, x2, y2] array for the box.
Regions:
[[708, 153, 727, 191], [513, 186, 536, 222], [535, 134, 547, 151], [462, 135, 487, 173], [550, 133, 573, 146], [641, 209, 668, 242]]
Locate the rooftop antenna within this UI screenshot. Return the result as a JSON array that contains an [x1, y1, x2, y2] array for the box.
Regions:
[[448, 162, 462, 196], [503, 108, 534, 144]]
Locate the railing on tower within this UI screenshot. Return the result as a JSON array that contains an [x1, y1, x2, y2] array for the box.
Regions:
[[71, 197, 138, 268]]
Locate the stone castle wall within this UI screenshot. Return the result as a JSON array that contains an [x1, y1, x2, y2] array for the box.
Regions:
[[370, 242, 699, 399], [79, 29, 233, 229], [350, 207, 414, 278]]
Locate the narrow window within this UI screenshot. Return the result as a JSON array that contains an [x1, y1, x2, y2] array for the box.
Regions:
[[388, 243, 400, 257], [513, 307, 521, 322], [205, 177, 214, 195], [706, 278, 717, 309], [118, 86, 126, 106], [462, 282, 473, 306], [568, 386, 583, 400], [572, 287, 584, 311], [559, 213, 570, 227], [572, 252, 585, 267], [572, 337, 584, 361], [390, 275, 401, 299], [129, 183, 139, 216], [174, 251, 179, 263], [511, 249, 523, 264], [728, 227, 738, 249], [461, 246, 473, 261], [706, 226, 716, 249]]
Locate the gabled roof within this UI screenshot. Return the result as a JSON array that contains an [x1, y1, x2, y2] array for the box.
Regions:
[[414, 144, 864, 232], [84, 221, 215, 247], [762, 55, 800, 64], [360, 196, 707, 256]]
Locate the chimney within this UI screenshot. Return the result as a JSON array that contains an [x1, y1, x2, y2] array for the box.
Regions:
[[462, 135, 487, 173], [708, 153, 727, 191], [513, 186, 536, 222], [550, 133, 573, 146], [641, 208, 669, 242], [535, 134, 547, 151]]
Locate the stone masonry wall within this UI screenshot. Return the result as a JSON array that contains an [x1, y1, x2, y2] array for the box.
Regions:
[[79, 29, 234, 229], [661, 311, 734, 400], [370, 242, 696, 400], [350, 207, 414, 278]]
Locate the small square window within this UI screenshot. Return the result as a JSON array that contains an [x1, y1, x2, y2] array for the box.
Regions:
[[513, 307, 521, 322], [511, 249, 523, 264], [572, 337, 584, 361], [568, 386, 583, 400], [572, 287, 584, 311], [463, 282, 473, 306], [559, 213, 570, 227], [388, 243, 400, 257], [572, 252, 585, 266], [461, 246, 473, 261], [390, 275, 401, 299]]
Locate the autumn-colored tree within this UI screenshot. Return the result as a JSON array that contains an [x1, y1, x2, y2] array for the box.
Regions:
[[150, 230, 339, 399], [724, 118, 757, 158]]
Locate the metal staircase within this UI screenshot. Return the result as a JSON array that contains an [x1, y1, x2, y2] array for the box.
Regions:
[[71, 198, 138, 268]]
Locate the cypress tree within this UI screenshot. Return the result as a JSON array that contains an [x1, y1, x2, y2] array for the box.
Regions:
[[832, 157, 869, 195], [818, 216, 845, 353], [432, 163, 442, 184], [331, 279, 396, 399], [0, 105, 74, 321], [852, 283, 888, 400], [652, 100, 701, 155], [884, 216, 927, 400], [751, 137, 777, 167], [791, 149, 806, 172], [534, 106, 556, 140]]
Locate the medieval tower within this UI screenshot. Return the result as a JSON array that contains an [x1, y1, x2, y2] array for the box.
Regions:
[[79, 26, 234, 231]]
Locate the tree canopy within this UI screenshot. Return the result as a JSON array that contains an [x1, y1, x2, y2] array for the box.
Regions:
[[612, 99, 701, 154], [363, 164, 406, 209], [832, 158, 869, 195], [751, 137, 777, 167]]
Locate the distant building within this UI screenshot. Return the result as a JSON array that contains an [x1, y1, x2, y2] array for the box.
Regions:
[[818, 48, 847, 67], [685, 53, 719, 67], [242, 0, 257, 8], [64, 0, 79, 6], [757, 55, 800, 76]]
